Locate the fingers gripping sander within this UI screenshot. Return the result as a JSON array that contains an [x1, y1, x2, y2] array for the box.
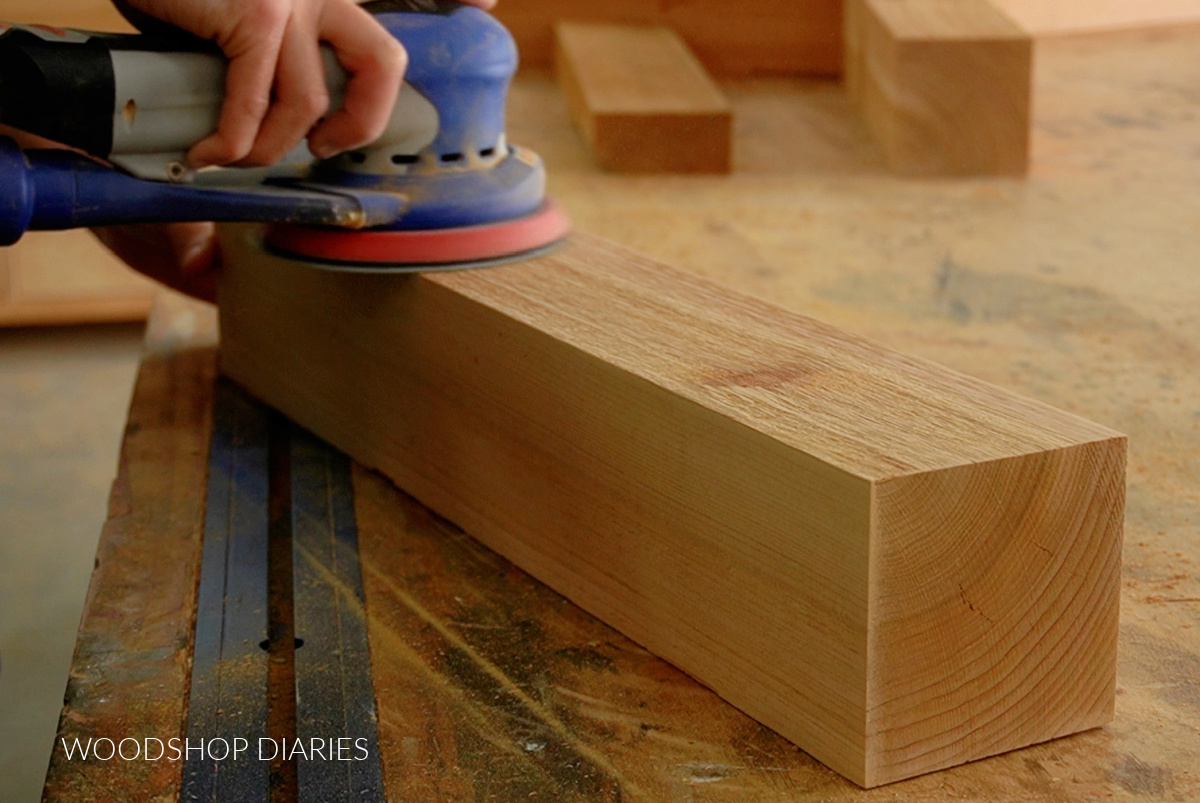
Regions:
[[0, 0, 570, 270]]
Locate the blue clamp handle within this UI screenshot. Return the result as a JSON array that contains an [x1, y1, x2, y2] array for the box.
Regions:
[[0, 137, 406, 246]]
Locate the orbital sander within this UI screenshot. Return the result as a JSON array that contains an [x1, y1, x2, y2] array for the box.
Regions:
[[0, 0, 570, 271]]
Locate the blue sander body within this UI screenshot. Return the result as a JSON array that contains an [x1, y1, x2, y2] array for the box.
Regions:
[[0, 0, 569, 270]]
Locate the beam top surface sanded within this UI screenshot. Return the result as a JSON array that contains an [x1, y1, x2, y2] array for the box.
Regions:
[[553, 22, 730, 115], [868, 0, 1026, 41], [429, 233, 1118, 481]]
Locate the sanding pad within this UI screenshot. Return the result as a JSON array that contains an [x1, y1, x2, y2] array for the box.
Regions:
[[265, 199, 571, 273]]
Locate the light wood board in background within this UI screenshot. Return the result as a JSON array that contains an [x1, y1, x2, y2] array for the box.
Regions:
[[992, 0, 1200, 36], [0, 232, 156, 327], [495, 0, 842, 77]]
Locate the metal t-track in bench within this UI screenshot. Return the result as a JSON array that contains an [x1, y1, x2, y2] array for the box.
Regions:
[[181, 380, 384, 803]]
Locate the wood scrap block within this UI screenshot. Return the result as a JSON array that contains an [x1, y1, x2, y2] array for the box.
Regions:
[[495, 0, 842, 77], [554, 22, 732, 174], [845, 0, 1033, 175], [217, 227, 1124, 787], [0, 231, 156, 327]]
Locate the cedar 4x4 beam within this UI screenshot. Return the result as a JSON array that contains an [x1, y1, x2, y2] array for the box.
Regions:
[[217, 226, 1124, 788]]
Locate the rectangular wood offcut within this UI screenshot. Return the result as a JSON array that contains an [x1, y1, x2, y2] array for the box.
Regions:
[[217, 227, 1124, 787], [844, 0, 1033, 175], [554, 22, 732, 174]]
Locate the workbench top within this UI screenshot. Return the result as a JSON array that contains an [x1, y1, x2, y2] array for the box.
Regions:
[[45, 26, 1199, 802]]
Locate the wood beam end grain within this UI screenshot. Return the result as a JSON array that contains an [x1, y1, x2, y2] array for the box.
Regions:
[[865, 436, 1125, 785]]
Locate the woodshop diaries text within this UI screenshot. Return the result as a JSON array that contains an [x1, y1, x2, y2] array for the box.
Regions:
[[58, 737, 371, 762]]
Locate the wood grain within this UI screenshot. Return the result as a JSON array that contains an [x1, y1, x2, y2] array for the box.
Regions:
[[845, 0, 1033, 175], [41, 295, 217, 802], [868, 441, 1124, 782], [554, 22, 731, 174], [494, 0, 842, 77], [218, 227, 1124, 786]]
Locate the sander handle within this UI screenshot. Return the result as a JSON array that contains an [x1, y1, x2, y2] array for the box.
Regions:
[[0, 137, 406, 245]]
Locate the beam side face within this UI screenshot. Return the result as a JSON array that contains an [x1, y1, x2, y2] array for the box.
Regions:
[[218, 229, 875, 783], [432, 236, 1115, 480], [865, 437, 1126, 785]]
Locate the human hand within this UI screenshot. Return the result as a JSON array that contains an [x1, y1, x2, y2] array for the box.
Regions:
[[98, 0, 498, 302], [117, 0, 498, 167], [92, 222, 219, 303], [116, 0, 406, 167]]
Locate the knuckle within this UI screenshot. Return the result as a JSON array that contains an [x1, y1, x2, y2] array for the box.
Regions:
[[250, 0, 289, 31], [340, 117, 378, 148], [376, 39, 407, 76], [238, 92, 272, 122], [300, 88, 330, 120]]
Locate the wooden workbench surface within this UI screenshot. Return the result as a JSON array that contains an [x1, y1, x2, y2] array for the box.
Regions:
[[46, 26, 1200, 802]]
